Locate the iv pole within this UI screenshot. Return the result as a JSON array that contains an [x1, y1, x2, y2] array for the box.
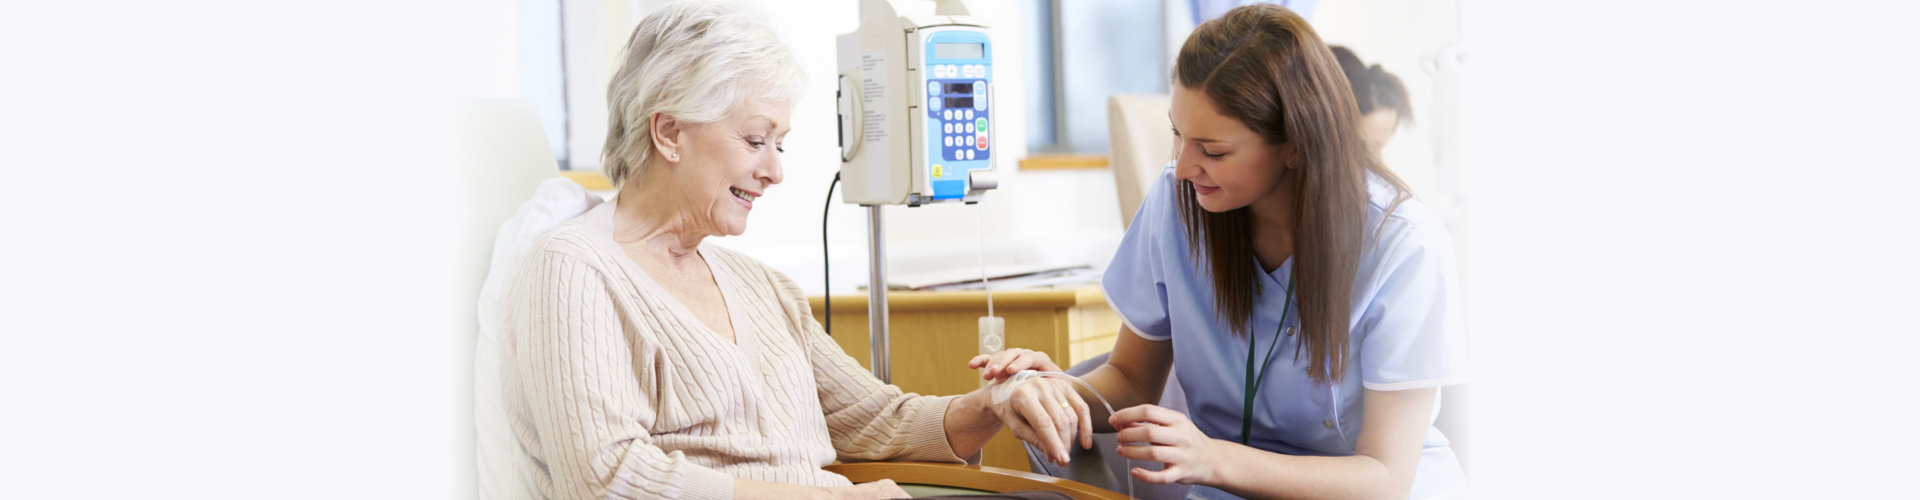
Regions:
[[838, 0, 990, 385], [866, 205, 890, 383]]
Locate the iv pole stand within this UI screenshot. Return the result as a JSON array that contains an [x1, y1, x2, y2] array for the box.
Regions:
[[865, 204, 890, 383]]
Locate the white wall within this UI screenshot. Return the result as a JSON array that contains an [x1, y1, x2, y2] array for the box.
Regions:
[[449, 1, 533, 498], [1309, 0, 1472, 282], [1312, 0, 1462, 207]]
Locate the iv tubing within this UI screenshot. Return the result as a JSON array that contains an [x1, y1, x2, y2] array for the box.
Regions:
[[978, 204, 993, 317]]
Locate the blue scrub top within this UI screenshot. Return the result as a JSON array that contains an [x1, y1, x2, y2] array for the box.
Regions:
[[1102, 164, 1469, 499]]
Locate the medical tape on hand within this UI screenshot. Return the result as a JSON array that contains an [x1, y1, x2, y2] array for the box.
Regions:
[[990, 369, 1136, 499]]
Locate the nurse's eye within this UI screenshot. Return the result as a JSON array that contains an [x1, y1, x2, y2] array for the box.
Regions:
[[1200, 148, 1226, 159]]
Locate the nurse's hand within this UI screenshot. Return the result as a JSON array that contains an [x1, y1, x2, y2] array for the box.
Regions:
[[1110, 404, 1222, 485], [968, 348, 1063, 382]]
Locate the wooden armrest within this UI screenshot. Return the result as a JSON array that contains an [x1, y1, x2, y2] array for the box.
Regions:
[[824, 462, 1129, 500]]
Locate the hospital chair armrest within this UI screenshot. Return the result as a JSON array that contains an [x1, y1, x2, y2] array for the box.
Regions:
[[823, 462, 1129, 500]]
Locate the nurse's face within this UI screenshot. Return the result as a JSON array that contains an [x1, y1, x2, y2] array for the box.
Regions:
[[1169, 84, 1294, 213], [1359, 109, 1398, 154]]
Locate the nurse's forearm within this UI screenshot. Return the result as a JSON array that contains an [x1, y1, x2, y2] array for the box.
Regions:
[[1077, 363, 1161, 433], [1080, 325, 1175, 433], [1205, 440, 1409, 500]]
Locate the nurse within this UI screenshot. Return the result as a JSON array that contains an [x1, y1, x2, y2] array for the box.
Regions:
[[977, 4, 1467, 499]]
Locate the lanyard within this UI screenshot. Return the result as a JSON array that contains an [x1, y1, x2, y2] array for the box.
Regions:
[[1242, 275, 1294, 445]]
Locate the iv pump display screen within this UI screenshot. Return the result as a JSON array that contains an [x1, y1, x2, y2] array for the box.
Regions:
[[934, 43, 983, 59]]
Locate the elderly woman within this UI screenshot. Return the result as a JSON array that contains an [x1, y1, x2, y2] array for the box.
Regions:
[[500, 2, 1088, 499]]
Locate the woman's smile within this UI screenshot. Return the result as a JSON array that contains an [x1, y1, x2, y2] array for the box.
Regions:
[[729, 186, 759, 209]]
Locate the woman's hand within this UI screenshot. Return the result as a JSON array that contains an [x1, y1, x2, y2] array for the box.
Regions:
[[969, 349, 1091, 467], [825, 479, 910, 500], [969, 348, 1063, 382], [1110, 404, 1224, 485]]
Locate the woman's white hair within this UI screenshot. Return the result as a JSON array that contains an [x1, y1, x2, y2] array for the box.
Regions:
[[602, 0, 807, 186]]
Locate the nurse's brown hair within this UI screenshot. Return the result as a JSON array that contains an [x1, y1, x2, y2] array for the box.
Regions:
[[1173, 4, 1411, 385]]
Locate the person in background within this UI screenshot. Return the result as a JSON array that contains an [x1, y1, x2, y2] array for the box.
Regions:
[[977, 4, 1467, 499], [498, 2, 1086, 499], [1330, 45, 1414, 154]]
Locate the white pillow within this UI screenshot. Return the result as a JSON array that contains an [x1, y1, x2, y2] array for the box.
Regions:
[[474, 178, 603, 500]]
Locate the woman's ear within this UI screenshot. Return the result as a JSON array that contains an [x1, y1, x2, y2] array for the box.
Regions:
[[1276, 142, 1304, 169], [651, 112, 683, 163]]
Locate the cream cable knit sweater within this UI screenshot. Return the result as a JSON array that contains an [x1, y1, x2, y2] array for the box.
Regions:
[[502, 202, 965, 499]]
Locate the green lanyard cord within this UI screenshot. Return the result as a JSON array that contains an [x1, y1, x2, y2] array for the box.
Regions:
[[1242, 275, 1294, 445]]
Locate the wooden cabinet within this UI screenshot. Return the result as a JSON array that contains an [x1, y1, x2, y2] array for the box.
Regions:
[[808, 287, 1120, 472]]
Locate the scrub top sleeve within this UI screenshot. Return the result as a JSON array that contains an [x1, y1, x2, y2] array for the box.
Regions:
[[1101, 164, 1176, 341], [1357, 224, 1469, 391]]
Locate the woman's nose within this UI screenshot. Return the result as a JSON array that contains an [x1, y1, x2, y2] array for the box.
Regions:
[[759, 154, 784, 186], [1171, 141, 1198, 180]]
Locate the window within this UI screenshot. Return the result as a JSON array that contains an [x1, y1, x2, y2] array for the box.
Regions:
[[1022, 0, 1171, 154]]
